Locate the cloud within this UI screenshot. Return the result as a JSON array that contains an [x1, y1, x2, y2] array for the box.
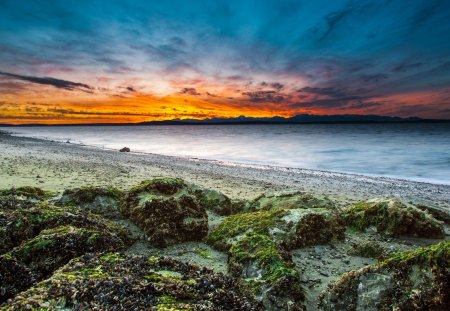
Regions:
[[179, 87, 201, 96], [0, 71, 93, 92], [298, 86, 349, 98], [361, 74, 388, 83], [242, 90, 286, 103]]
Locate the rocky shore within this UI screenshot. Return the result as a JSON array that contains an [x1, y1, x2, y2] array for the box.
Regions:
[[0, 133, 449, 310], [0, 179, 449, 310]]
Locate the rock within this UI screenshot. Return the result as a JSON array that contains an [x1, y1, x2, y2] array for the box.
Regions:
[[207, 207, 345, 251], [347, 241, 386, 259], [416, 204, 450, 225], [56, 186, 122, 218], [120, 178, 209, 247], [193, 187, 242, 216], [3, 253, 261, 310], [319, 241, 450, 311], [0, 225, 127, 302], [228, 234, 305, 310], [0, 186, 52, 201], [344, 199, 444, 238], [248, 191, 336, 212], [0, 200, 131, 256], [119, 147, 130, 152]]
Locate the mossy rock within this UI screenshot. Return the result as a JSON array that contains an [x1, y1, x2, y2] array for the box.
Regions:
[[416, 204, 450, 225], [0, 256, 34, 303], [193, 188, 243, 216], [2, 253, 261, 310], [344, 199, 444, 238], [247, 191, 336, 212], [56, 186, 122, 218], [228, 234, 304, 310], [121, 178, 209, 247], [0, 225, 128, 303], [319, 241, 450, 311], [0, 186, 52, 201], [347, 241, 386, 259], [0, 201, 131, 255], [208, 208, 345, 251]]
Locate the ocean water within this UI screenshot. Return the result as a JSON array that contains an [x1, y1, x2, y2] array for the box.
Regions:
[[9, 123, 450, 185]]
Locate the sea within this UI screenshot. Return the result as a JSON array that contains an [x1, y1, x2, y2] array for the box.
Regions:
[[9, 123, 450, 185]]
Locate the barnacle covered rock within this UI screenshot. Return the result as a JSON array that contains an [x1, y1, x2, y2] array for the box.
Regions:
[[207, 207, 345, 251], [344, 199, 444, 238], [0, 202, 131, 255], [2, 253, 261, 310], [248, 191, 336, 212], [0, 186, 52, 201], [120, 178, 209, 247], [0, 224, 127, 303], [319, 241, 450, 311], [56, 186, 123, 218], [228, 234, 304, 310]]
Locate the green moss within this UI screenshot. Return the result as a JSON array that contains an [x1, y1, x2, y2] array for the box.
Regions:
[[194, 249, 215, 259], [248, 191, 335, 211], [61, 265, 109, 279], [207, 209, 288, 250], [59, 186, 122, 206], [378, 241, 450, 270], [129, 178, 186, 195], [0, 186, 52, 200], [229, 234, 299, 281], [344, 199, 444, 238], [100, 253, 123, 262]]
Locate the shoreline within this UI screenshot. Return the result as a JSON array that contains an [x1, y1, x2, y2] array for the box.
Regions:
[[7, 130, 450, 187], [1, 132, 449, 212]]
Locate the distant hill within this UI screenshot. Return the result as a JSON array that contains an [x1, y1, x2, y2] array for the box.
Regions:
[[1, 114, 449, 127], [138, 114, 430, 125]]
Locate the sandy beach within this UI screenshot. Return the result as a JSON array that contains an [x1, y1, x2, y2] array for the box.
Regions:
[[1, 131, 449, 211]]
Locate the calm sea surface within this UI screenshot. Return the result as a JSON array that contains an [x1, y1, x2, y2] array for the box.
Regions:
[[10, 123, 450, 185]]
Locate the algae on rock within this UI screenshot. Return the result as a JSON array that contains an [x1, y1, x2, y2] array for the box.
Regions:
[[248, 191, 336, 212], [319, 241, 450, 311], [120, 178, 209, 247], [56, 186, 123, 218], [344, 199, 444, 238], [2, 253, 261, 310], [228, 234, 304, 310]]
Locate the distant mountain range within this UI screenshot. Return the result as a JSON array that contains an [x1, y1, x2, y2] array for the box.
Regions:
[[1, 114, 449, 126]]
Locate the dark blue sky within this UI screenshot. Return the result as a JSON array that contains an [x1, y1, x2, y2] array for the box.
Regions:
[[1, 0, 450, 123]]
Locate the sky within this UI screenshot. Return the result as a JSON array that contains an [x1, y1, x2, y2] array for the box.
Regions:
[[1, 0, 450, 124]]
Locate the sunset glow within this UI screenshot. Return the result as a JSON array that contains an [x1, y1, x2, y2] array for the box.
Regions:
[[1, 0, 450, 124]]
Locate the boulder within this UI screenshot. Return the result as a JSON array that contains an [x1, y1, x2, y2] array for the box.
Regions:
[[248, 191, 336, 212], [0, 201, 131, 255], [3, 253, 261, 310], [344, 199, 444, 238], [319, 241, 450, 311], [228, 234, 304, 310], [120, 178, 209, 247], [119, 147, 130, 152], [0, 225, 127, 302], [56, 186, 122, 218], [207, 207, 345, 251], [0, 186, 52, 201]]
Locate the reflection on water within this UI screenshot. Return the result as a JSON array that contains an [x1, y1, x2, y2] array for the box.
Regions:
[[11, 123, 450, 184]]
